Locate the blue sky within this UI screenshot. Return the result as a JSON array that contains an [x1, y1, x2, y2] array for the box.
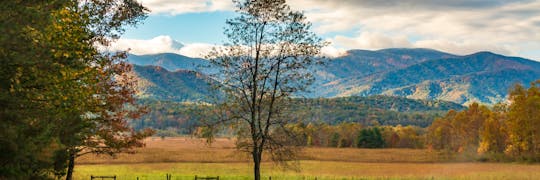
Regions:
[[123, 12, 234, 44], [109, 0, 540, 61]]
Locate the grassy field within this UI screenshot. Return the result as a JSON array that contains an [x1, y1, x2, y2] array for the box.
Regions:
[[77, 137, 448, 164], [74, 137, 540, 179]]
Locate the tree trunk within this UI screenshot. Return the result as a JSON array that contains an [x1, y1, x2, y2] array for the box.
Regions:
[[65, 151, 75, 180], [253, 151, 261, 180]]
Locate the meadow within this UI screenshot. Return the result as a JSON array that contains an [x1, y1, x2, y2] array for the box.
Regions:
[[74, 137, 540, 179]]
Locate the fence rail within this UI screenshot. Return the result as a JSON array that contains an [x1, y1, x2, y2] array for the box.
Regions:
[[90, 175, 116, 180]]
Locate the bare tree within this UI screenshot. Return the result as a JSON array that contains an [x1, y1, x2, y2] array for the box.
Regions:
[[204, 0, 326, 179]]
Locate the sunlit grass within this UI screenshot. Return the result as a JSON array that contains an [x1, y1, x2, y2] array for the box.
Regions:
[[74, 138, 540, 179], [75, 161, 540, 180], [77, 137, 447, 164]]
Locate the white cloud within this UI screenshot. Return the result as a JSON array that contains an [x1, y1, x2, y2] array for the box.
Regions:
[[321, 45, 346, 58], [178, 43, 217, 58], [118, 0, 540, 60], [331, 32, 413, 50], [107, 36, 218, 58], [141, 0, 234, 15], [287, 0, 540, 60], [106, 35, 184, 55]]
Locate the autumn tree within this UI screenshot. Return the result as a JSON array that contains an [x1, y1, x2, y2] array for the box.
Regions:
[[505, 81, 540, 161], [205, 0, 326, 179], [451, 103, 490, 152], [478, 103, 507, 155], [426, 110, 456, 150], [426, 103, 490, 153], [0, 0, 151, 179]]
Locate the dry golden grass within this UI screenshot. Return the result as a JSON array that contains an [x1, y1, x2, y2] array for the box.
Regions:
[[77, 137, 445, 164], [75, 137, 540, 179], [78, 137, 248, 164]]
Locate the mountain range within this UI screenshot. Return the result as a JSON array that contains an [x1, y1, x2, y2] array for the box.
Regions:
[[127, 48, 540, 105]]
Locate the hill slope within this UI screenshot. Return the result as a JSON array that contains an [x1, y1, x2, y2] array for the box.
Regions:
[[319, 51, 540, 104], [128, 53, 211, 73], [132, 65, 214, 102], [126, 48, 540, 105]]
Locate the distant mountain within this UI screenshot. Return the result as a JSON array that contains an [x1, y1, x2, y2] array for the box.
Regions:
[[126, 48, 540, 105], [320, 48, 456, 79], [319, 51, 540, 104], [127, 53, 211, 73], [132, 65, 214, 102]]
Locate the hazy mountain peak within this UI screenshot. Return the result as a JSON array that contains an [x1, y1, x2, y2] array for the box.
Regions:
[[127, 49, 540, 105]]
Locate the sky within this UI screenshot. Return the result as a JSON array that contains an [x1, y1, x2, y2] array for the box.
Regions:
[[108, 0, 540, 60]]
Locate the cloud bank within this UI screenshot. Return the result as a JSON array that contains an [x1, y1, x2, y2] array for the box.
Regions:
[[287, 0, 540, 58], [106, 36, 217, 58], [140, 0, 233, 15], [129, 0, 540, 60]]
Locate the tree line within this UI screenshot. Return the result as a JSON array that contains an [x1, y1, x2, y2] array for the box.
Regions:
[[133, 95, 461, 137], [426, 81, 540, 161], [284, 122, 424, 149]]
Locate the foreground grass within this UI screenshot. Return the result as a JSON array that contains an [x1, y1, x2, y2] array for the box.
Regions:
[[74, 138, 540, 179], [75, 161, 540, 180]]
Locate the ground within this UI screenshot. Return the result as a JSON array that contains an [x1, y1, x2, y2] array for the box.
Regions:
[[74, 137, 540, 179]]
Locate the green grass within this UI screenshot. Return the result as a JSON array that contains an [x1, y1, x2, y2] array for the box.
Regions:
[[74, 161, 540, 180]]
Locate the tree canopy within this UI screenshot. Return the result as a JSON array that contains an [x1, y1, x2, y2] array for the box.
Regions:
[[0, 0, 152, 179]]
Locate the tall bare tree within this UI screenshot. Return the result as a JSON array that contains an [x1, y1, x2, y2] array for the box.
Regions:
[[205, 0, 326, 179]]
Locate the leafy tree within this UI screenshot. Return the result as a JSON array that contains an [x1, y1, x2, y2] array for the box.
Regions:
[[426, 103, 490, 152], [426, 110, 456, 150], [478, 103, 507, 154], [204, 0, 326, 178], [329, 132, 341, 148], [357, 127, 385, 148], [0, 0, 151, 179], [505, 80, 540, 160], [1, 1, 59, 177], [391, 125, 425, 149]]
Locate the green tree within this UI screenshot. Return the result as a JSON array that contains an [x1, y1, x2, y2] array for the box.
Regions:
[[330, 132, 341, 148], [0, 0, 151, 179], [357, 127, 385, 148]]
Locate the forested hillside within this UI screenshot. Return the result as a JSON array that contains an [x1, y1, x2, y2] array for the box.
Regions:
[[127, 49, 540, 105], [134, 96, 464, 135], [132, 65, 215, 102], [326, 52, 540, 104]]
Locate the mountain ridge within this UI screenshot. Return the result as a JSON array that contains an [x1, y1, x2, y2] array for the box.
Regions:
[[127, 48, 540, 105]]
